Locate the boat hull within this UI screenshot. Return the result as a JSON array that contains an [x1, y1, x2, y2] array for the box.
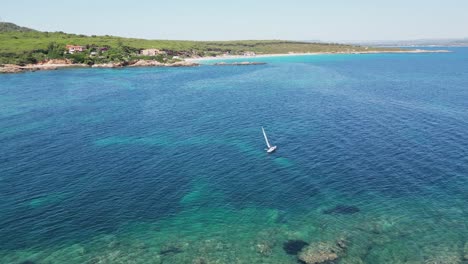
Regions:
[[267, 146, 277, 153]]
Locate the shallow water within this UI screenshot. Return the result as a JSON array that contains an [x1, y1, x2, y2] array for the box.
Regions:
[[1, 48, 468, 263]]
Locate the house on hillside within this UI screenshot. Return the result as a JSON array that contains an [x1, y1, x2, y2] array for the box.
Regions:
[[140, 49, 165, 56], [66, 45, 86, 54], [243, 51, 256, 56]]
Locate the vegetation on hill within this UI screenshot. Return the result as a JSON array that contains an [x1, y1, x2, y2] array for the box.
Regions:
[[0, 22, 36, 33], [0, 23, 398, 65]]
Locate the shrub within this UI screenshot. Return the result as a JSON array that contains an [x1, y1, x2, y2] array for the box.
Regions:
[[46, 42, 66, 59]]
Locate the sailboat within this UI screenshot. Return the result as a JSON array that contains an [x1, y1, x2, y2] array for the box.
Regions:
[[262, 127, 277, 153]]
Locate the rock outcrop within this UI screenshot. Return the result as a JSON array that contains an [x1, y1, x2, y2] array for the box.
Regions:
[[167, 61, 199, 67], [298, 238, 347, 264], [39, 59, 73, 65], [92, 62, 124, 68], [129, 60, 163, 67], [0, 65, 23, 73]]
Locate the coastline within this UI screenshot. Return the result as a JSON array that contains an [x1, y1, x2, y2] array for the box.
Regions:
[[185, 49, 451, 62], [0, 60, 199, 74], [0, 49, 451, 74]]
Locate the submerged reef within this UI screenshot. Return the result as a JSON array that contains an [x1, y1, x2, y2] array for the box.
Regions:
[[159, 246, 182, 255], [283, 240, 309, 255], [254, 229, 279, 256], [298, 238, 347, 264], [159, 242, 186, 256], [424, 253, 462, 264], [323, 205, 360, 215]]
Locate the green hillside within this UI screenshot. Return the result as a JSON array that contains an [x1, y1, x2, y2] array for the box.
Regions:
[[0, 23, 397, 65], [0, 22, 36, 33]]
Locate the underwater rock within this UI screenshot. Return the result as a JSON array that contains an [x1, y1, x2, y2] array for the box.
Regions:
[[159, 241, 190, 256], [103, 250, 121, 262], [323, 205, 360, 215], [134, 241, 147, 250], [297, 239, 347, 264], [96, 234, 120, 249], [275, 210, 289, 224], [192, 257, 208, 264], [254, 229, 278, 255], [88, 249, 135, 264], [358, 221, 385, 234], [336, 237, 348, 250], [159, 245, 183, 255], [298, 243, 339, 264], [283, 239, 309, 255], [357, 216, 400, 235], [256, 242, 273, 256], [196, 239, 230, 254], [108, 240, 120, 249], [64, 243, 86, 256], [424, 253, 462, 264], [339, 256, 365, 264]]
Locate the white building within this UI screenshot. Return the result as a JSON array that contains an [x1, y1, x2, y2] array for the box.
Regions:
[[243, 51, 256, 56], [66, 45, 86, 54], [140, 49, 165, 56]]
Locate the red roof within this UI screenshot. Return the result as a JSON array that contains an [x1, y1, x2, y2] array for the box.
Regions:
[[66, 45, 85, 49]]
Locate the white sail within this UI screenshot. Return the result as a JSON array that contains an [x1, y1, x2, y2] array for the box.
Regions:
[[262, 127, 272, 148]]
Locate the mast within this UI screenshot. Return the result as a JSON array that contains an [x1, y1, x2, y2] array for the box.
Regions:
[[262, 127, 271, 148]]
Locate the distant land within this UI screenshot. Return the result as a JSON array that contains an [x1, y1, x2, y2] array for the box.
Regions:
[[0, 22, 450, 73], [341, 38, 468, 47]]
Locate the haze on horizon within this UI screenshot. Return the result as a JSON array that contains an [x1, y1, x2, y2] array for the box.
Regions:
[[2, 0, 467, 42]]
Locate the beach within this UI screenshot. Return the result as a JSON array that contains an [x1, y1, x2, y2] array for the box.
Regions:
[[185, 49, 451, 62]]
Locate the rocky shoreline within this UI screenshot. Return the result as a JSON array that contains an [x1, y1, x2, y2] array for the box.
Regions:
[[0, 59, 199, 74], [0, 60, 263, 74], [0, 63, 88, 73]]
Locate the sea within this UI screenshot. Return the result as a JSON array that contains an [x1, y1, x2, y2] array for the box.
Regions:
[[1, 48, 467, 264]]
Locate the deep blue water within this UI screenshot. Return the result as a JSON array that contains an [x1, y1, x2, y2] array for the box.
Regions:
[[1, 48, 468, 263]]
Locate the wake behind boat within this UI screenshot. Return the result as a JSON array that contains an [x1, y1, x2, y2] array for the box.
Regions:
[[262, 127, 277, 153]]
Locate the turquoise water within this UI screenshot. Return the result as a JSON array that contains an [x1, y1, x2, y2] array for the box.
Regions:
[[1, 49, 468, 263]]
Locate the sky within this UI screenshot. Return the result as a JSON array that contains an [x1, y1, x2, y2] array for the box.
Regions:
[[2, 0, 467, 41]]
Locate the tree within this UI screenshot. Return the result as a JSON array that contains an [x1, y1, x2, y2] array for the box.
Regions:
[[18, 52, 38, 65], [46, 42, 66, 59]]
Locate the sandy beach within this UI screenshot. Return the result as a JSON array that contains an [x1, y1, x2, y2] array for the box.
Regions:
[[185, 49, 451, 62]]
